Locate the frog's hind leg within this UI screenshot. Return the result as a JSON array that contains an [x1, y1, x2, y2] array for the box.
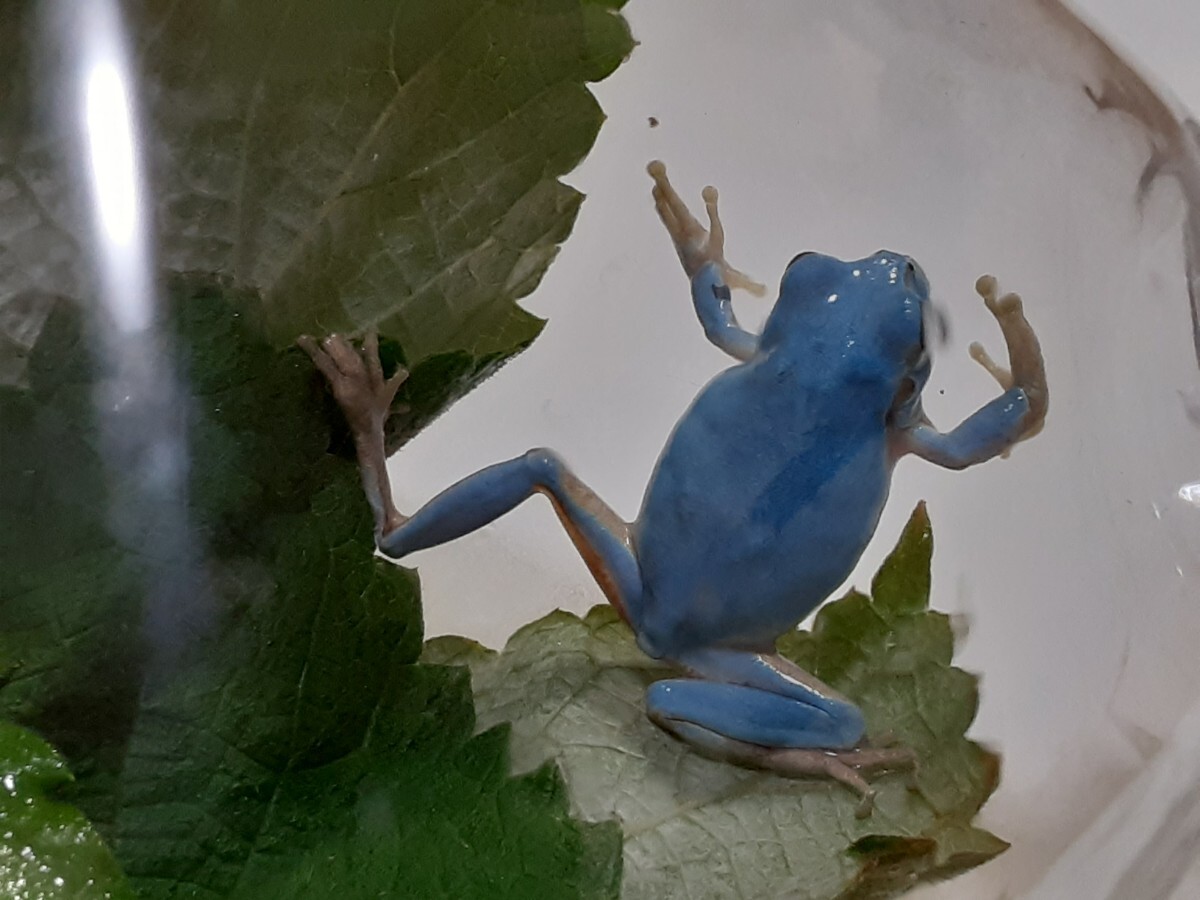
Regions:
[[300, 334, 642, 624], [379, 449, 643, 626], [646, 648, 914, 815]]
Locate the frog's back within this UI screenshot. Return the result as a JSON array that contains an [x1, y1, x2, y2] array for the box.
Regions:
[[632, 358, 894, 658]]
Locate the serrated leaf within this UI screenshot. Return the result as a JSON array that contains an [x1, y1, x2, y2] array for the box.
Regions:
[[109, 472, 619, 900], [2, 2, 634, 895], [429, 506, 1007, 900], [2, 278, 624, 898], [1, 0, 633, 430], [870, 501, 932, 616], [0, 721, 135, 900]]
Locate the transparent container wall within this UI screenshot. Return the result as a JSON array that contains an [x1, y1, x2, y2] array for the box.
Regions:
[[397, 0, 1200, 895], [4, 0, 1196, 897]]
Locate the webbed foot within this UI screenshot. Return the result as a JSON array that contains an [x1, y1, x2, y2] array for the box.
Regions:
[[647, 160, 766, 296], [968, 276, 1048, 445], [298, 332, 409, 441], [299, 332, 409, 537], [769, 744, 918, 818], [661, 717, 916, 818], [647, 650, 917, 817]]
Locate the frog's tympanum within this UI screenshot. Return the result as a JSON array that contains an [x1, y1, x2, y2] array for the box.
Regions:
[[301, 162, 1048, 815]]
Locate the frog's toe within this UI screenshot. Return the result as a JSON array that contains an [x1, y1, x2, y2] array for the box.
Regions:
[[320, 334, 368, 382], [855, 789, 877, 819], [702, 185, 724, 249], [841, 744, 919, 772], [756, 745, 910, 817], [648, 160, 703, 233], [994, 291, 1023, 317], [651, 185, 684, 242], [974, 274, 998, 303], [968, 341, 1013, 389], [724, 266, 768, 297]]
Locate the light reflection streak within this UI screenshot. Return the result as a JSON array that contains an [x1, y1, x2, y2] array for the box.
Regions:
[[78, 9, 151, 334], [42, 0, 210, 683]]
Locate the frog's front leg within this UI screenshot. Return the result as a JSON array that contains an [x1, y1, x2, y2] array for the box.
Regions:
[[647, 161, 765, 361], [903, 276, 1049, 468], [647, 648, 914, 816]]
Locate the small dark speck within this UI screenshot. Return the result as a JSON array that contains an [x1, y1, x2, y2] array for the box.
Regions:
[[938, 389, 945, 395], [648, 116, 659, 128]]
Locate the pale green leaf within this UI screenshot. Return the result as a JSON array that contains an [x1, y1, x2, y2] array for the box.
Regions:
[[426, 505, 1007, 900]]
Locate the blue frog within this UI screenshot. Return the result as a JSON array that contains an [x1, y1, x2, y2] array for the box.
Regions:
[[300, 161, 1048, 814]]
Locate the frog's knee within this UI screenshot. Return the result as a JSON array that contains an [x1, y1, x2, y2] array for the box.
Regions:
[[522, 447, 566, 485], [635, 627, 668, 661], [645, 679, 866, 751], [828, 701, 867, 748]]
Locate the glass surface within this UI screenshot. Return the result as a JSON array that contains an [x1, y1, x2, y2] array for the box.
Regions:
[[2, 0, 1197, 897], [397, 1, 1200, 896]]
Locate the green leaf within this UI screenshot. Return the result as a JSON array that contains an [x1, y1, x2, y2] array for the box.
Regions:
[[0, 301, 146, 831], [870, 501, 932, 615], [2, 1, 634, 894], [2, 0, 632, 431], [110, 469, 619, 900], [134, 0, 635, 359], [1, 279, 623, 898], [427, 505, 1007, 900], [0, 721, 135, 900]]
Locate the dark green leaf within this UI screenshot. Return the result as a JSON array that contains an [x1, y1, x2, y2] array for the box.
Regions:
[[2, 277, 623, 897], [2, 1, 634, 894], [111, 468, 618, 899]]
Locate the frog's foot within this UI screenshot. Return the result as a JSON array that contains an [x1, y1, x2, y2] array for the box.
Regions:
[[969, 275, 1048, 443], [299, 332, 410, 537], [298, 332, 409, 442], [656, 717, 915, 818], [647, 160, 766, 296], [646, 649, 913, 816], [766, 745, 916, 818]]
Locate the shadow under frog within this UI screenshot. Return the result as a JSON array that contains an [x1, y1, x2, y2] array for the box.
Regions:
[[301, 161, 1048, 816]]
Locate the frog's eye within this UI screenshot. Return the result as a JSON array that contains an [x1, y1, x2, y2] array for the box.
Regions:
[[786, 251, 815, 269], [922, 300, 950, 347], [902, 259, 932, 297]]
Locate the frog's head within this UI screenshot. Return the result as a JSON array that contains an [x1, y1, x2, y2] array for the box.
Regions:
[[763, 250, 936, 422]]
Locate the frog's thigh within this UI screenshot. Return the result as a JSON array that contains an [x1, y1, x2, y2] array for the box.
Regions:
[[647, 650, 865, 750]]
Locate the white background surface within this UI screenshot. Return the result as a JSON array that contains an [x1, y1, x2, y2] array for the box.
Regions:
[[390, 1, 1199, 896]]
